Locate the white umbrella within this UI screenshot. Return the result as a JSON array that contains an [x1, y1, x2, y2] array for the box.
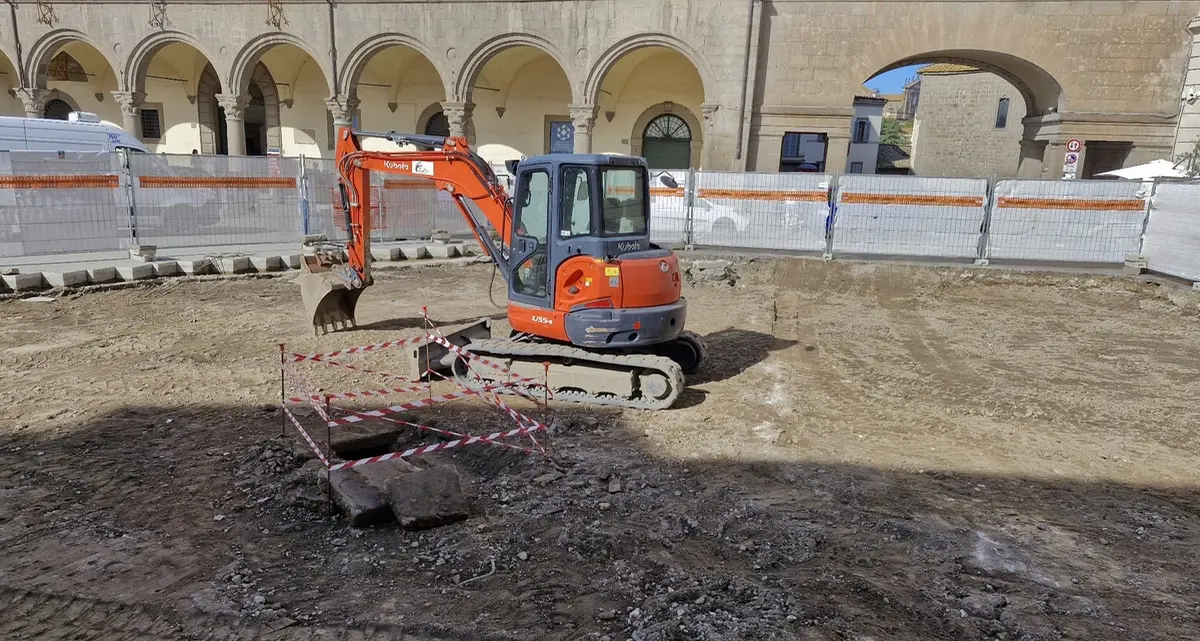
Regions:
[[1095, 159, 1186, 180]]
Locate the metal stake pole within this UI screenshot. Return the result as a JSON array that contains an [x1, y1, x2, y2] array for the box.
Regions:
[[278, 343, 286, 437]]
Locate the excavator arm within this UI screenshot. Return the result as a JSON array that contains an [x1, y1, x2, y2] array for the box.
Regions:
[[332, 127, 516, 288]]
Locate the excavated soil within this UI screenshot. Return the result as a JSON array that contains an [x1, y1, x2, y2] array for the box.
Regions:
[[2, 257, 1199, 641]]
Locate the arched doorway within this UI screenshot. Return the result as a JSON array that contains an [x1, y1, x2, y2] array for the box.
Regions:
[[642, 113, 692, 169], [244, 82, 267, 155], [43, 98, 73, 120], [424, 111, 449, 137]]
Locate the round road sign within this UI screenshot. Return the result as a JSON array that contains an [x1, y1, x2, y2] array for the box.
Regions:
[[1065, 152, 1079, 165], [1066, 139, 1082, 153]]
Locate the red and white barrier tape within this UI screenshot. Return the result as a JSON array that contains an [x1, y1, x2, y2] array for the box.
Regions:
[[327, 420, 548, 471], [282, 406, 331, 467], [287, 335, 428, 363], [287, 382, 428, 404], [323, 388, 489, 427], [333, 408, 538, 455]]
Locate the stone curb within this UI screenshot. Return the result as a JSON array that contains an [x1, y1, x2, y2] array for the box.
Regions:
[[0, 240, 483, 295]]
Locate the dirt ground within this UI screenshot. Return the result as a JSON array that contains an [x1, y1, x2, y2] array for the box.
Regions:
[[2, 257, 1199, 641]]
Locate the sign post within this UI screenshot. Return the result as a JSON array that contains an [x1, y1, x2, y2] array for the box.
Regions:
[[1062, 139, 1083, 180]]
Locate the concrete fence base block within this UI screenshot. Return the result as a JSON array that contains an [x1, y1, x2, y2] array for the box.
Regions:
[[1, 272, 46, 291], [153, 261, 183, 277], [88, 267, 120, 284], [43, 270, 91, 288], [426, 244, 460, 259], [371, 246, 402, 262], [399, 245, 429, 260], [974, 258, 991, 266], [218, 257, 253, 274], [180, 259, 217, 276], [117, 264, 156, 281], [250, 255, 284, 272], [282, 254, 303, 269]]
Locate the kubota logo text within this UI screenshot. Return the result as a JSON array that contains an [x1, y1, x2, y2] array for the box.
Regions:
[[617, 241, 643, 252], [383, 160, 410, 170]]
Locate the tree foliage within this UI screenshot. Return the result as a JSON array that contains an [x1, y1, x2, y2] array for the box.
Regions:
[[1174, 136, 1200, 178], [880, 118, 908, 146]]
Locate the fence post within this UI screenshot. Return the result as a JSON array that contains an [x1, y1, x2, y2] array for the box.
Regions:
[[976, 175, 995, 266], [122, 150, 138, 246], [823, 173, 838, 260], [683, 167, 696, 250], [298, 154, 309, 237]]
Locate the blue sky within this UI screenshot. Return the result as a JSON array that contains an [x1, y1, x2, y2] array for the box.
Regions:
[[865, 64, 924, 94]]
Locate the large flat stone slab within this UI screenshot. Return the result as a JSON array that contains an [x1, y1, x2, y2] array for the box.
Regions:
[[398, 245, 429, 260], [328, 423, 407, 459], [179, 259, 218, 276], [386, 465, 470, 530], [425, 243, 461, 259], [116, 264, 156, 281], [250, 255, 284, 272], [219, 256, 253, 274], [87, 266, 120, 284], [152, 261, 183, 277], [371, 246, 402, 262]]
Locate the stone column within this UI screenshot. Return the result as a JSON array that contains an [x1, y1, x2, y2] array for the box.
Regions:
[[15, 88, 47, 119], [1044, 141, 1068, 180], [568, 104, 597, 154], [440, 101, 474, 140], [1016, 139, 1046, 178], [325, 95, 360, 127], [824, 134, 850, 174], [700, 103, 719, 168], [216, 94, 250, 156], [110, 91, 146, 138]]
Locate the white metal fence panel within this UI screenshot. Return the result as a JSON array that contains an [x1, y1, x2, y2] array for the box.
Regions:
[[1143, 182, 1200, 282], [692, 170, 831, 251], [131, 153, 302, 248], [987, 179, 1148, 263], [647, 169, 689, 246], [831, 175, 986, 258], [0, 150, 129, 257]]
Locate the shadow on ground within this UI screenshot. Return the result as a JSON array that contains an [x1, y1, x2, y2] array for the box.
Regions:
[[1, 398, 1197, 641]]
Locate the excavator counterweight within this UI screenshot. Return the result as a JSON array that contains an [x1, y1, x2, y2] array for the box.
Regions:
[[294, 126, 706, 409]]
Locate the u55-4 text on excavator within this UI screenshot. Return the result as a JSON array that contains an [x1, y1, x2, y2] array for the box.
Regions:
[[295, 127, 706, 410]]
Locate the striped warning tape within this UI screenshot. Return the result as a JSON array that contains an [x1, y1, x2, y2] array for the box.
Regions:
[[287, 382, 428, 404], [282, 406, 331, 467], [332, 408, 538, 455], [288, 335, 429, 362], [327, 420, 548, 471], [322, 388, 487, 427]]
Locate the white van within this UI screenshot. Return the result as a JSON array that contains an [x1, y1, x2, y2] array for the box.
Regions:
[[0, 112, 149, 153]]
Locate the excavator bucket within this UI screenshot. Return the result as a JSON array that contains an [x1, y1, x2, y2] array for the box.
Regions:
[[296, 255, 366, 335]]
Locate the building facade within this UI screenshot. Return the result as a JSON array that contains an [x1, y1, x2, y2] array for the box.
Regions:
[[909, 64, 1027, 178], [847, 94, 884, 174], [0, 0, 1197, 177]]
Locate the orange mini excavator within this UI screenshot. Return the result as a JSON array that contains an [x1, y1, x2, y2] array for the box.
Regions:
[[295, 127, 706, 410]]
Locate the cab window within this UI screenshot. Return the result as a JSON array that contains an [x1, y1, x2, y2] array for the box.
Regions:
[[601, 167, 647, 236], [559, 166, 593, 238]]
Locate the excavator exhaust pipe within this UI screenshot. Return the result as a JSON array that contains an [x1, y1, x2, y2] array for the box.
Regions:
[[296, 254, 366, 335]]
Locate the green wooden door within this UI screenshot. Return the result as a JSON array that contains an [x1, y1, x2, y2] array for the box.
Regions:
[[642, 114, 692, 169]]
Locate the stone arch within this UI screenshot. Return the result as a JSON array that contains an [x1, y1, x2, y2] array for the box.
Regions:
[[454, 32, 581, 103], [339, 33, 449, 99], [227, 32, 334, 97], [866, 49, 1066, 116], [196, 63, 223, 154], [42, 91, 79, 119], [415, 101, 475, 141], [583, 33, 714, 107], [631, 102, 702, 167], [25, 29, 121, 89], [122, 30, 220, 94], [247, 62, 282, 154]]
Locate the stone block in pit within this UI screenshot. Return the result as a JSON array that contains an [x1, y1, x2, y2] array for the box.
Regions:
[[371, 246, 402, 261], [180, 259, 218, 276], [328, 423, 407, 459], [328, 459, 419, 528], [282, 254, 303, 269], [43, 270, 90, 288], [152, 261, 183, 277], [219, 257, 253, 274], [399, 245, 429, 260], [386, 465, 470, 530]]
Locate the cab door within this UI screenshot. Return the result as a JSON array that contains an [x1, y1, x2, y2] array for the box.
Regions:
[[508, 163, 553, 310]]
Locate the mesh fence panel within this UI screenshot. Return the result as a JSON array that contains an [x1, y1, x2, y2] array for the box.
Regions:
[[831, 175, 986, 258], [986, 179, 1149, 263], [648, 169, 689, 247], [130, 153, 302, 249], [0, 151, 129, 257], [694, 170, 831, 251], [1143, 182, 1200, 281]]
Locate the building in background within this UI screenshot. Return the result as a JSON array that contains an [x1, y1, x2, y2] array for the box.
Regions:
[[847, 90, 885, 174], [908, 64, 1027, 178]]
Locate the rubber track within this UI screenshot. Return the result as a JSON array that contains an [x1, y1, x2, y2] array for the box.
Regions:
[[457, 338, 686, 410]]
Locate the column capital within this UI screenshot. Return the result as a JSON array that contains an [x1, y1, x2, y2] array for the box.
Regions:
[[440, 101, 475, 138], [15, 87, 47, 117], [701, 103, 719, 133], [568, 103, 597, 135], [110, 91, 146, 118], [216, 93, 251, 120], [325, 94, 360, 126]]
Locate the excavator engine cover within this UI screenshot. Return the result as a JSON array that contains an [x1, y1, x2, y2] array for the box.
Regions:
[[297, 254, 365, 335]]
